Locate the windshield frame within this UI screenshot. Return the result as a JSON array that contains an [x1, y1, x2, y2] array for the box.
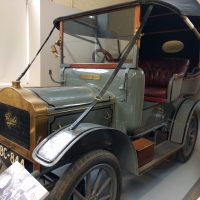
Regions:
[[59, 5, 141, 67]]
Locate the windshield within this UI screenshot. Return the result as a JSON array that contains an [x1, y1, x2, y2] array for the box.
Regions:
[[62, 7, 136, 64]]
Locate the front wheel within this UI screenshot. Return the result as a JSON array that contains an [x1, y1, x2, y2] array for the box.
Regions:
[[176, 112, 198, 163], [50, 150, 122, 200]]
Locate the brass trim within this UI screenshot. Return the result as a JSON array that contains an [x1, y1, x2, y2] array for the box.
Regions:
[[51, 45, 59, 58], [58, 123, 62, 129], [94, 95, 102, 101], [0, 135, 33, 162], [36, 136, 44, 146], [12, 81, 21, 89], [104, 112, 111, 120], [157, 107, 164, 114], [80, 74, 101, 80], [5, 112, 17, 128], [0, 87, 48, 163], [55, 38, 62, 47]]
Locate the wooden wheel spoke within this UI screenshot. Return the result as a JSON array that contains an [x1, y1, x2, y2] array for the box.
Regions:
[[177, 113, 198, 162], [86, 173, 92, 198], [191, 119, 194, 128], [189, 127, 194, 135], [184, 144, 189, 152], [96, 177, 111, 197], [98, 194, 112, 200], [50, 150, 120, 200], [73, 189, 87, 200], [92, 169, 104, 195]]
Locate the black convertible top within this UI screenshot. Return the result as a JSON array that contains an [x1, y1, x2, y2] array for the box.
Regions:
[[144, 0, 200, 16], [53, 0, 200, 29]]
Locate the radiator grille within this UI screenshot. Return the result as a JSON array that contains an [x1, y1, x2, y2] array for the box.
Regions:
[[0, 103, 30, 149]]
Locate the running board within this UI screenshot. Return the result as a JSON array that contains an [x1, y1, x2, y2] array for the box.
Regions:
[[139, 141, 183, 175]]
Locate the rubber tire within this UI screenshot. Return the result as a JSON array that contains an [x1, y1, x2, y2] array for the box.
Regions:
[[50, 150, 122, 200], [176, 112, 198, 163]]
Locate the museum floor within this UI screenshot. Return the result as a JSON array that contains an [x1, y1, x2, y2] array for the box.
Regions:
[[0, 149, 200, 199], [51, 149, 200, 200], [120, 149, 200, 200]]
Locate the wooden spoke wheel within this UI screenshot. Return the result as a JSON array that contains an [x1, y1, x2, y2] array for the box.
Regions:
[[176, 112, 198, 163], [50, 150, 122, 200]]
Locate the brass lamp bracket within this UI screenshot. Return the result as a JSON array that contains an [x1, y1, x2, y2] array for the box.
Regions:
[[137, 33, 144, 48], [51, 37, 62, 58], [51, 45, 59, 58], [55, 38, 62, 47]]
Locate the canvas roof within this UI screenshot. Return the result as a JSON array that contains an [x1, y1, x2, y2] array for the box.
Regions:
[[143, 0, 200, 16], [53, 0, 200, 29]]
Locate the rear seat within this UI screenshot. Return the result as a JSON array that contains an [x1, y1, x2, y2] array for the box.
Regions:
[[139, 58, 189, 103]]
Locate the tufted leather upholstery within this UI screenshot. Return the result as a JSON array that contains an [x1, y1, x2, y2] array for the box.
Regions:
[[139, 58, 189, 101]]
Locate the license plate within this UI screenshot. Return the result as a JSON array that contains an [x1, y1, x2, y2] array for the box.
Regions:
[[0, 143, 33, 172]]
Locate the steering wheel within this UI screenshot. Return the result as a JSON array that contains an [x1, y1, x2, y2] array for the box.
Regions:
[[92, 49, 114, 63]]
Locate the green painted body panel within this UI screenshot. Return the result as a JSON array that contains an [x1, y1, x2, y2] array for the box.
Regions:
[[168, 78, 183, 102], [125, 68, 145, 131], [28, 64, 145, 140], [47, 106, 113, 134], [29, 86, 111, 112], [29, 62, 200, 173], [61, 65, 145, 132], [56, 64, 200, 137], [180, 77, 200, 96], [30, 86, 114, 134], [170, 99, 199, 143], [134, 100, 179, 135]]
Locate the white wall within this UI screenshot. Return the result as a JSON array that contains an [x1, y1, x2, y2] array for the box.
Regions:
[[40, 0, 80, 86], [27, 0, 80, 87], [0, 0, 76, 87], [52, 0, 131, 11], [28, 0, 41, 86], [0, 0, 27, 86]]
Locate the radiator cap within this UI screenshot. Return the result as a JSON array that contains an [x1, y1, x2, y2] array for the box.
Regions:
[[12, 81, 21, 88]]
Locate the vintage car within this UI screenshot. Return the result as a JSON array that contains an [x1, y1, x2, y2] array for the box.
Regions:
[[0, 0, 200, 199]]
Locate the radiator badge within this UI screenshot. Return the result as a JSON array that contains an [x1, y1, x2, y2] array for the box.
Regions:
[[5, 112, 17, 128]]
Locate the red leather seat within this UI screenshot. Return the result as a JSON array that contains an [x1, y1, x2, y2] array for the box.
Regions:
[[139, 58, 189, 103], [145, 87, 167, 99]]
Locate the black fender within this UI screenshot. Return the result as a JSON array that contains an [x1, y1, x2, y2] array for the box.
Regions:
[[170, 99, 199, 143], [32, 123, 138, 174]]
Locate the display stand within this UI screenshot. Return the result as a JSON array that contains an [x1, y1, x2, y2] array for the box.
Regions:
[[0, 162, 49, 200]]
